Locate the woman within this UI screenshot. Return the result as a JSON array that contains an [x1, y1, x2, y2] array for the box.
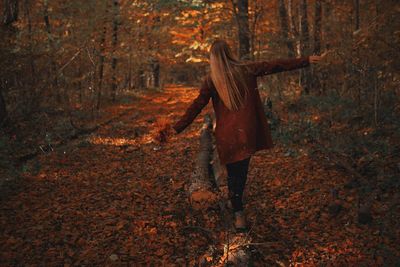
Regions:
[[157, 39, 326, 231]]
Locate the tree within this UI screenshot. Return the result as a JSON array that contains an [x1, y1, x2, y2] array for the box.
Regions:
[[231, 0, 250, 59], [43, 0, 59, 101], [0, 86, 7, 126], [1, 0, 20, 126], [299, 0, 311, 94], [278, 0, 295, 57], [312, 0, 322, 93], [96, 0, 109, 110], [3, 0, 19, 25], [354, 0, 360, 31], [110, 0, 120, 101]]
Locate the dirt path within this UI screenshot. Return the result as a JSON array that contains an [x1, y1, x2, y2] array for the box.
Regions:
[[0, 85, 398, 266]]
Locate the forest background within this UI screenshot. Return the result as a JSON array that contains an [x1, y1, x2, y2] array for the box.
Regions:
[[1, 0, 399, 265], [2, 0, 399, 188]]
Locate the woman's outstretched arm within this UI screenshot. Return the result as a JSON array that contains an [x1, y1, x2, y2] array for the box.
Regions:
[[247, 56, 311, 77], [172, 75, 212, 134], [247, 52, 328, 77]]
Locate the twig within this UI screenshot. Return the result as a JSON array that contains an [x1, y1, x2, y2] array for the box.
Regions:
[[58, 46, 85, 74], [86, 47, 96, 67]]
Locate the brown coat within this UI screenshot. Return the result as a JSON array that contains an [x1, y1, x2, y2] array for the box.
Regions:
[[173, 56, 311, 165]]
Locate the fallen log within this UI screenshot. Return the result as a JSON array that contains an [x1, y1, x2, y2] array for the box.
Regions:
[[189, 115, 252, 265], [187, 114, 217, 209], [211, 146, 227, 189], [219, 233, 252, 266], [209, 124, 252, 266]]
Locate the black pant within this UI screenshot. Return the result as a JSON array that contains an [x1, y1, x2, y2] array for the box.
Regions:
[[226, 157, 251, 212]]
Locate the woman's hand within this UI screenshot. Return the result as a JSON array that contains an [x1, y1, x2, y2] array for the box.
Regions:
[[155, 123, 175, 143], [309, 50, 330, 64]]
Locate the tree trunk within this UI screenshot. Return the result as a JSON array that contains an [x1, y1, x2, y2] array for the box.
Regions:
[[288, 0, 299, 55], [128, 45, 133, 90], [150, 58, 160, 88], [3, 0, 18, 25], [300, 0, 311, 94], [0, 86, 7, 127], [43, 0, 59, 101], [217, 234, 252, 266], [1, 0, 18, 128], [313, 1, 322, 55], [96, 1, 109, 111], [198, 125, 252, 266], [23, 0, 35, 79], [22, 0, 38, 110], [187, 115, 217, 209], [186, 115, 253, 265], [323, 1, 332, 50], [250, 3, 262, 60], [320, 1, 332, 94], [211, 148, 226, 189], [354, 0, 360, 31], [137, 68, 145, 89], [278, 0, 295, 57], [347, 0, 361, 103], [110, 0, 120, 101], [234, 0, 250, 59], [313, 0, 322, 94]]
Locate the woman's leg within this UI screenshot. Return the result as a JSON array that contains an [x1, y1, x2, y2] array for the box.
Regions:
[[226, 157, 251, 212]]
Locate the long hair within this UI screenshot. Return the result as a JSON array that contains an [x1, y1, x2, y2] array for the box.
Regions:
[[209, 40, 250, 111]]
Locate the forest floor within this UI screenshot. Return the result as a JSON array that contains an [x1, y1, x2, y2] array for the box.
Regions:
[[0, 85, 399, 266]]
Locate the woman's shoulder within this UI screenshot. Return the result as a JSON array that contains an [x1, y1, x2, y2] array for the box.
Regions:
[[239, 60, 259, 76]]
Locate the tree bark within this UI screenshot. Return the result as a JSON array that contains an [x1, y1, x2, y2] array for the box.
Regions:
[[288, 0, 298, 37], [128, 45, 133, 90], [211, 147, 226, 189], [250, 2, 262, 60], [313, 1, 322, 54], [300, 0, 311, 94], [320, 1, 332, 94], [3, 0, 18, 25], [150, 58, 160, 88], [187, 115, 216, 209], [1, 0, 18, 127], [43, 0, 59, 101], [96, 1, 109, 111], [190, 116, 252, 265], [0, 86, 7, 127], [313, 0, 322, 93], [110, 0, 120, 101], [323, 1, 332, 50], [354, 0, 360, 31], [24, 0, 35, 79], [232, 0, 251, 59], [288, 0, 300, 55], [137, 68, 145, 89], [278, 0, 295, 57]]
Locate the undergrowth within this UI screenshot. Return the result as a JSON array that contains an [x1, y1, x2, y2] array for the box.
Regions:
[[266, 91, 400, 182]]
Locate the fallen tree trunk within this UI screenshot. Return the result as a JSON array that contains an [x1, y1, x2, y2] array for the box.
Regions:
[[202, 121, 252, 266], [187, 114, 217, 209], [214, 163, 252, 266], [211, 146, 226, 189], [190, 114, 252, 265], [218, 233, 252, 266]]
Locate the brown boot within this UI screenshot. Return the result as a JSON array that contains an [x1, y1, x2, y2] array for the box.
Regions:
[[234, 211, 248, 232]]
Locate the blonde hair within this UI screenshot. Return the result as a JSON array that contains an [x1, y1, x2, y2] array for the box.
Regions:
[[209, 40, 250, 111]]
